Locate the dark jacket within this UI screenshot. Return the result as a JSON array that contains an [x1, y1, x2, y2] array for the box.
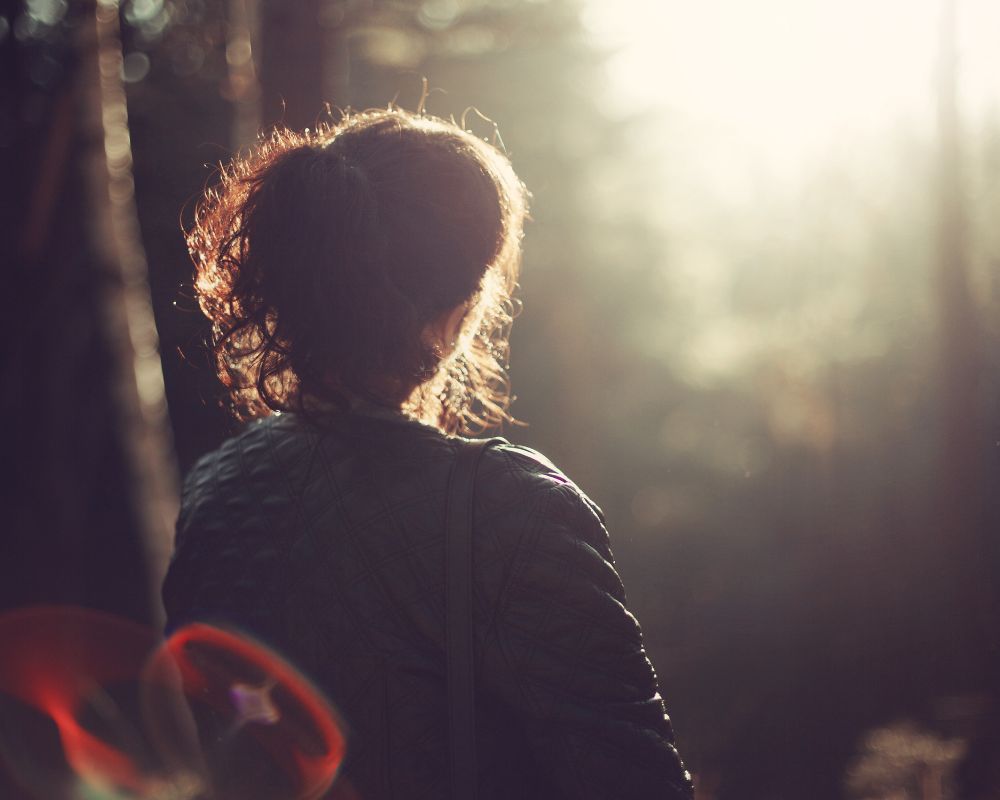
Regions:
[[162, 409, 694, 800]]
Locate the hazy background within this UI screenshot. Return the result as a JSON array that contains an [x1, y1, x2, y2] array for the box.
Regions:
[[3, 0, 1000, 797]]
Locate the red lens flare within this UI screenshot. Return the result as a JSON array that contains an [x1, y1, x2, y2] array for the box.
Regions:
[[0, 605, 158, 796], [0, 606, 348, 800], [144, 623, 347, 800]]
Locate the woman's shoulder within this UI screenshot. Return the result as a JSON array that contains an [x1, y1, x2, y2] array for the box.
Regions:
[[478, 440, 573, 488], [176, 415, 311, 534], [474, 439, 608, 540]]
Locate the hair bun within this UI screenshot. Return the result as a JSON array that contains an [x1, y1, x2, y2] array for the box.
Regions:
[[187, 107, 527, 434]]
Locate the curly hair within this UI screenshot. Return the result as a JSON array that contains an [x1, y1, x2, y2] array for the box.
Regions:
[[186, 108, 528, 434]]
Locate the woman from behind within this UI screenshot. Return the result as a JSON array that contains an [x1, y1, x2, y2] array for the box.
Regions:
[[162, 107, 693, 800]]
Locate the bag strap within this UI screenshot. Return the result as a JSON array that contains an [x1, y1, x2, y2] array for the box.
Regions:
[[445, 437, 502, 800]]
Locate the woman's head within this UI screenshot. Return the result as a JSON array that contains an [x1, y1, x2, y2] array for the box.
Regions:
[[187, 107, 528, 434]]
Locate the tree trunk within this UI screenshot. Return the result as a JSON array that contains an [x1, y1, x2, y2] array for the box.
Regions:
[[934, 0, 993, 683], [257, 0, 325, 130], [1, 0, 176, 623]]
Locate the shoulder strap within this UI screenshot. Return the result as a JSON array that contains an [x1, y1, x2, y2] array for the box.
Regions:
[[445, 437, 502, 800]]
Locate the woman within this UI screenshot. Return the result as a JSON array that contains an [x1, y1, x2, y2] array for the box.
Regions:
[[162, 108, 693, 799]]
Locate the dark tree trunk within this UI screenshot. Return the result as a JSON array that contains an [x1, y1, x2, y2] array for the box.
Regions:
[[0, 2, 159, 621], [934, 0, 993, 681], [257, 0, 325, 130]]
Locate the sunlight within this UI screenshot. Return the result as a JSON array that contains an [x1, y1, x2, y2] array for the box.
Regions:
[[582, 0, 1000, 383], [584, 0, 1000, 179]]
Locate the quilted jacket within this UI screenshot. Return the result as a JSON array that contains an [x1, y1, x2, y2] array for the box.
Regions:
[[162, 408, 694, 799]]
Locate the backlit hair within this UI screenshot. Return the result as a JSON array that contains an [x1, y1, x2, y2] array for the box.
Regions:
[[186, 107, 528, 434]]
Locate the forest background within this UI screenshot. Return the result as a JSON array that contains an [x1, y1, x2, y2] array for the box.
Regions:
[[3, 0, 1000, 797]]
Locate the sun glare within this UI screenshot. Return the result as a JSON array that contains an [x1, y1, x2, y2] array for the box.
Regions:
[[584, 0, 1000, 178], [581, 0, 1000, 382]]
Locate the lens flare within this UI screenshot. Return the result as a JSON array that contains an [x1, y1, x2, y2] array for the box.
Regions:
[[143, 623, 347, 800], [0, 606, 347, 800], [0, 605, 160, 797]]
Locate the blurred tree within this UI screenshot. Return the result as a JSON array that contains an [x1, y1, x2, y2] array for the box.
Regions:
[[257, 0, 324, 129], [0, 0, 161, 620], [932, 0, 994, 686], [123, 0, 237, 471]]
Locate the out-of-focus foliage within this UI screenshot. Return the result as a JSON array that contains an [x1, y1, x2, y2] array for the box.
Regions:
[[846, 721, 967, 800]]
